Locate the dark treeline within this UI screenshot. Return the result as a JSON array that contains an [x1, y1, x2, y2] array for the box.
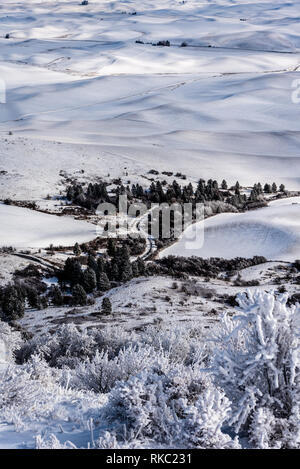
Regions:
[[148, 255, 267, 279], [66, 178, 286, 212]]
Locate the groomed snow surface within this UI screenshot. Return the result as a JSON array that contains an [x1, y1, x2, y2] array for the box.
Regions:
[[160, 197, 300, 261]]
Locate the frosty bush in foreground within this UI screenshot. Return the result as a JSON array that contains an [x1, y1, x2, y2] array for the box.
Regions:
[[97, 364, 240, 449], [35, 434, 77, 449], [0, 322, 22, 363], [17, 323, 97, 367], [71, 345, 171, 393], [18, 322, 208, 384], [0, 354, 104, 434], [212, 290, 300, 448], [3, 290, 300, 449]]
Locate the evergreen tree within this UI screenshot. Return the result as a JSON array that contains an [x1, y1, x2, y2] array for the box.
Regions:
[[98, 272, 111, 292], [1, 285, 25, 320], [63, 257, 82, 287], [137, 257, 146, 276], [172, 180, 182, 199], [132, 261, 139, 277], [101, 297, 112, 315], [81, 243, 88, 253], [257, 182, 263, 194], [73, 242, 81, 256], [87, 255, 99, 276], [121, 258, 133, 282], [272, 182, 277, 193], [249, 188, 258, 202], [197, 179, 205, 195], [71, 284, 87, 306], [221, 179, 228, 190], [107, 238, 117, 257], [279, 184, 285, 192], [66, 185, 75, 201], [39, 296, 48, 309], [97, 256, 105, 274], [82, 267, 97, 293], [155, 181, 165, 202], [121, 244, 131, 262], [27, 288, 40, 309], [50, 285, 64, 306], [109, 261, 119, 281]]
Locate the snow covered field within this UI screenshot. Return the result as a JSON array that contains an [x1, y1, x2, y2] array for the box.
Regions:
[[0, 203, 96, 248], [1, 0, 300, 200], [160, 197, 300, 261]]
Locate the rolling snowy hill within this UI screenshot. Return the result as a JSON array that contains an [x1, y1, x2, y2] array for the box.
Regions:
[[1, 0, 300, 200], [160, 197, 300, 261], [0, 203, 96, 248]]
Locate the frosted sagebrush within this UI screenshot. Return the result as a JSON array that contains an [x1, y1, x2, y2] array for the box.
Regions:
[[212, 290, 300, 448]]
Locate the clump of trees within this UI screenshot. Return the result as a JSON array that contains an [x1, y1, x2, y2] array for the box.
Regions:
[[66, 178, 285, 247], [263, 182, 286, 194], [56, 242, 146, 305], [2, 253, 267, 314], [150, 255, 267, 279], [66, 178, 264, 212], [0, 281, 50, 321], [66, 181, 110, 210]]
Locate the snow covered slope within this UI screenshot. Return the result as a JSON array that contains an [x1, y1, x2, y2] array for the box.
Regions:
[[0, 203, 96, 248], [0, 0, 300, 198], [160, 197, 300, 261]]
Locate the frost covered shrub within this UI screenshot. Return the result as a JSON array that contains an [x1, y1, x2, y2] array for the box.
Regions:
[[61, 323, 209, 393], [204, 201, 238, 217], [35, 434, 77, 449], [17, 323, 138, 367], [69, 344, 171, 393], [18, 321, 208, 373], [249, 404, 300, 449], [17, 324, 97, 367], [0, 355, 104, 433], [0, 356, 59, 415], [97, 364, 240, 449], [0, 321, 22, 363], [140, 323, 209, 367], [212, 290, 300, 448], [18, 321, 209, 395]]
